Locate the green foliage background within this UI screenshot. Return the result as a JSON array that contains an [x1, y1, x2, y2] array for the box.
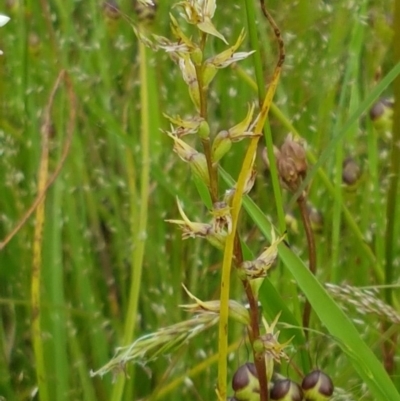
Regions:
[[0, 0, 399, 400]]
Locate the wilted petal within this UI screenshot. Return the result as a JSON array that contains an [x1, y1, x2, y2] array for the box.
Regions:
[[181, 285, 250, 325], [205, 29, 248, 68], [170, 14, 198, 52], [216, 51, 255, 68], [178, 53, 200, 110], [164, 114, 203, 136], [166, 198, 212, 239]]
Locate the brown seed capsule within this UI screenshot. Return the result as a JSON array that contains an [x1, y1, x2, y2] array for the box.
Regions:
[[369, 98, 393, 121], [270, 378, 303, 401], [342, 158, 361, 187], [232, 363, 260, 400], [369, 98, 394, 136], [302, 370, 334, 400], [276, 136, 307, 192]]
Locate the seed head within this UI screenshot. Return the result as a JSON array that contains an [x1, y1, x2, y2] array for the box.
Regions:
[[232, 363, 260, 400], [342, 157, 361, 188], [277, 135, 307, 192], [270, 378, 303, 401], [301, 370, 334, 401]]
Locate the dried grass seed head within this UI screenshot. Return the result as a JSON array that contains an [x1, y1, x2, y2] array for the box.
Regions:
[[270, 378, 303, 401], [277, 135, 307, 192]]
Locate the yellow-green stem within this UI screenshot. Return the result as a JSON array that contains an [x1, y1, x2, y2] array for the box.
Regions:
[[217, 62, 282, 399], [31, 106, 51, 401], [110, 39, 151, 401]]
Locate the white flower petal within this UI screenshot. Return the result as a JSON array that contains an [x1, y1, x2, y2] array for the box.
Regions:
[[0, 15, 10, 27]]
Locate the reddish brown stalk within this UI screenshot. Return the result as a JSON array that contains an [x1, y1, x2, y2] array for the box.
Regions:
[[233, 232, 269, 401]]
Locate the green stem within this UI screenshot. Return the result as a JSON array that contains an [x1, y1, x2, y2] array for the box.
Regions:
[[110, 40, 151, 401], [385, 0, 400, 309], [381, 0, 400, 375], [196, 33, 218, 203], [297, 195, 316, 337]]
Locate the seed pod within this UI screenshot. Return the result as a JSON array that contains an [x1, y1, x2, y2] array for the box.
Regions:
[[232, 363, 260, 401], [198, 119, 210, 139], [277, 136, 307, 192], [369, 98, 393, 135], [270, 378, 303, 401], [342, 158, 361, 189], [301, 370, 334, 400]]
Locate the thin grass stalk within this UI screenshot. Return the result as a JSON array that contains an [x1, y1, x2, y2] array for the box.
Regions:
[[46, 150, 69, 400], [110, 39, 151, 401], [68, 323, 98, 401], [217, 26, 283, 399], [31, 84, 52, 401], [382, 0, 400, 374], [28, 70, 76, 401]]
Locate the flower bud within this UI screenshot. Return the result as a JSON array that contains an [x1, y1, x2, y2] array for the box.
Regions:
[[198, 119, 210, 139], [301, 370, 334, 400], [270, 379, 303, 401], [191, 47, 203, 65], [203, 63, 218, 88], [212, 130, 232, 163], [179, 54, 201, 111], [189, 153, 210, 187], [232, 363, 260, 401]]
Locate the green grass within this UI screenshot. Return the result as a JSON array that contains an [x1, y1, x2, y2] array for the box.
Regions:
[[0, 0, 400, 400]]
